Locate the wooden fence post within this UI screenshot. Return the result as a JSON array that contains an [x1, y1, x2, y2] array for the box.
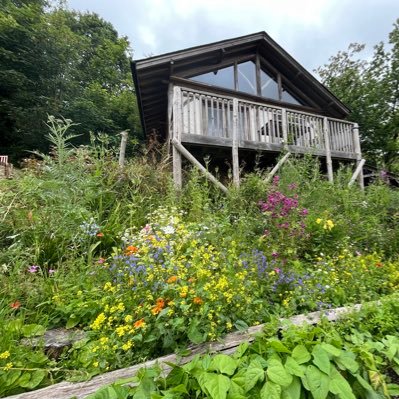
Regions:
[[232, 98, 240, 187], [172, 86, 182, 190], [323, 117, 334, 183], [353, 123, 364, 190], [118, 131, 128, 168]]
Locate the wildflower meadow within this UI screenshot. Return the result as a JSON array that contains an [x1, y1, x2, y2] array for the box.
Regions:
[[0, 120, 398, 397]]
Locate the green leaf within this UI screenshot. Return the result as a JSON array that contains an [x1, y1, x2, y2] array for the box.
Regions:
[[21, 324, 46, 337], [234, 320, 249, 331], [292, 345, 311, 364], [203, 373, 231, 399], [335, 353, 359, 374], [284, 357, 304, 377], [267, 359, 293, 387], [66, 316, 80, 329], [320, 343, 341, 357], [281, 376, 301, 399], [209, 354, 238, 376], [269, 339, 291, 353], [312, 345, 331, 375], [329, 367, 356, 399], [234, 342, 249, 359], [304, 365, 329, 399], [19, 370, 46, 389], [244, 360, 265, 392], [387, 383, 399, 396], [187, 320, 205, 345], [260, 381, 282, 399], [227, 380, 246, 399]]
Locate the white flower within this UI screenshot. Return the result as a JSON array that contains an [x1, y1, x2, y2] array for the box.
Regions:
[[162, 225, 175, 235]]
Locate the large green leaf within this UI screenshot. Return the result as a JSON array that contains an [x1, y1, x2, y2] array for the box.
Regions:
[[304, 365, 329, 399], [203, 373, 231, 399], [292, 345, 311, 364], [284, 357, 304, 377], [244, 360, 265, 392], [209, 354, 238, 376], [21, 324, 46, 337], [18, 370, 46, 389], [335, 353, 359, 374], [281, 376, 301, 399], [329, 367, 356, 399], [260, 381, 282, 399], [320, 343, 342, 357], [312, 345, 331, 375], [267, 359, 293, 387]]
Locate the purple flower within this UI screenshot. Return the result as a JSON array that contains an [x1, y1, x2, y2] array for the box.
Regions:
[[288, 183, 298, 190], [272, 252, 279, 258], [274, 268, 281, 273], [273, 175, 280, 186], [28, 265, 39, 273], [301, 208, 309, 216], [49, 269, 56, 274]]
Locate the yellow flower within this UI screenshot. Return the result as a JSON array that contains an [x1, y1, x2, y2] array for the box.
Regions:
[[316, 218, 322, 224], [3, 362, 13, 371], [0, 351, 10, 359], [324, 220, 334, 230], [122, 341, 133, 351], [91, 313, 106, 330], [93, 361, 99, 368], [124, 315, 133, 323], [99, 337, 109, 346]]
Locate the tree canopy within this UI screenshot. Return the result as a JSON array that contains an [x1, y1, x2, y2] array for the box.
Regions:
[[0, 0, 141, 160], [316, 19, 399, 171]]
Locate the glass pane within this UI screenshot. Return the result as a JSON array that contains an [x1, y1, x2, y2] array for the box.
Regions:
[[281, 88, 302, 105], [237, 61, 256, 95], [260, 69, 279, 100], [190, 65, 235, 90]]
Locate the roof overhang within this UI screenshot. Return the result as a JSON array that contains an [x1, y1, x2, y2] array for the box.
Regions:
[[132, 31, 350, 138]]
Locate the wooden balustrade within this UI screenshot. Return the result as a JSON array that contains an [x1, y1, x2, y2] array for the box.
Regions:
[[175, 85, 358, 159]]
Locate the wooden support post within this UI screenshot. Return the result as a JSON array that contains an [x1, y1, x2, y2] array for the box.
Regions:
[[348, 158, 366, 188], [353, 123, 364, 190], [232, 98, 240, 187], [118, 131, 128, 168], [166, 83, 174, 156], [264, 152, 291, 183], [172, 139, 228, 194], [172, 86, 182, 190], [281, 108, 288, 148], [323, 117, 334, 183]]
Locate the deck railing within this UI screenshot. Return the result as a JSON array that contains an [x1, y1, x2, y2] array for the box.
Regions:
[[174, 85, 359, 159]]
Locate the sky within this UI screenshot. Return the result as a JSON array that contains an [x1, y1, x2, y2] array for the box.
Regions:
[[67, 0, 398, 73]]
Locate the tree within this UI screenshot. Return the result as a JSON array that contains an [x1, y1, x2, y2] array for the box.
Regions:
[[316, 19, 399, 170], [0, 1, 141, 161]]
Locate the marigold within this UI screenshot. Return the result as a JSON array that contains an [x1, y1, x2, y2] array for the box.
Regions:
[[193, 296, 203, 305], [96, 232, 104, 237], [134, 318, 146, 328], [125, 245, 139, 255], [167, 276, 178, 284], [375, 262, 383, 268]]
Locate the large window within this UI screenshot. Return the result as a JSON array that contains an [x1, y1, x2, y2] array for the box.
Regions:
[[190, 65, 235, 91], [189, 60, 305, 106]]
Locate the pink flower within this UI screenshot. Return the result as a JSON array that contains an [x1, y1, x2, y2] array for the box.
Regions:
[[97, 258, 105, 264], [272, 252, 279, 258], [272, 175, 280, 186], [28, 265, 39, 273], [49, 269, 56, 274], [274, 268, 281, 273]]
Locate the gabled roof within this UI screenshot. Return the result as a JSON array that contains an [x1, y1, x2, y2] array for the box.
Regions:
[[132, 31, 350, 138]]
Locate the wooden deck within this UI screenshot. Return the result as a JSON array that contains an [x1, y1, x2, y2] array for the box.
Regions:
[[172, 84, 360, 160]]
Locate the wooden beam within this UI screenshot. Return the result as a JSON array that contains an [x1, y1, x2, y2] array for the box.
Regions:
[[323, 117, 334, 183], [264, 152, 291, 183], [172, 139, 228, 194], [352, 123, 364, 190], [166, 83, 174, 155], [118, 131, 128, 168], [232, 98, 240, 186], [172, 86, 182, 190], [348, 158, 366, 188]]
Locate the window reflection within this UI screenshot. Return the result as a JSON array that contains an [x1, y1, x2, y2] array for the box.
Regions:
[[281, 88, 302, 105], [260, 69, 279, 100], [237, 61, 256, 95], [191, 65, 235, 90]]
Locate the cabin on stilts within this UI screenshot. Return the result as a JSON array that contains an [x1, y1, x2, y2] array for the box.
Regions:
[[131, 32, 364, 191]]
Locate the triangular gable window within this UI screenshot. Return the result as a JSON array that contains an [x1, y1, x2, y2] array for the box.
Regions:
[[189, 61, 305, 106], [190, 65, 235, 90]]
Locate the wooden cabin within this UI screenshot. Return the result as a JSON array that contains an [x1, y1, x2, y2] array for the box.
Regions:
[[132, 32, 364, 190]]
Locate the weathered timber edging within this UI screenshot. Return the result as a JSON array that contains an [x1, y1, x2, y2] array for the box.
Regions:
[[6, 302, 366, 399]]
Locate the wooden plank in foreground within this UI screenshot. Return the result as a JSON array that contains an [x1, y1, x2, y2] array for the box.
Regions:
[[6, 303, 365, 399]]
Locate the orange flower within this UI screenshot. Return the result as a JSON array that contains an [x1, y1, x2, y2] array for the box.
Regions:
[[96, 232, 104, 237], [375, 262, 383, 268], [193, 297, 203, 305], [125, 245, 139, 255], [151, 298, 165, 315], [10, 300, 21, 310], [188, 278, 196, 284], [134, 319, 146, 328], [180, 292, 187, 298], [167, 276, 178, 284]]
